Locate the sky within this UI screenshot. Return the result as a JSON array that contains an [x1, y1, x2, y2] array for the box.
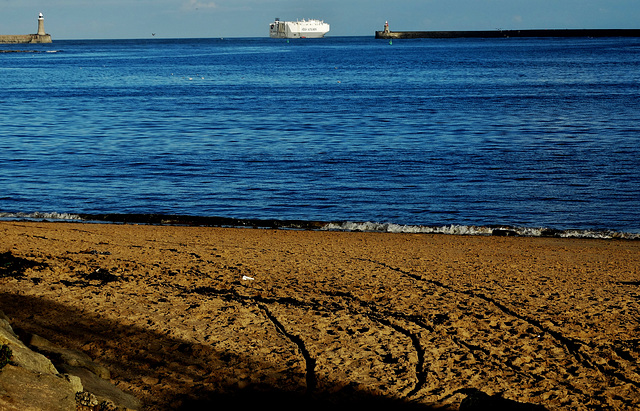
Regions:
[[2, 0, 640, 40]]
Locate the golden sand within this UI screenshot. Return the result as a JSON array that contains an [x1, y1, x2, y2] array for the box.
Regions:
[[1, 221, 639, 409]]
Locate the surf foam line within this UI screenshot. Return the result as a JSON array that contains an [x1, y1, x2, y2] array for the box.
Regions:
[[0, 212, 84, 221], [322, 221, 640, 240], [0, 212, 637, 240]]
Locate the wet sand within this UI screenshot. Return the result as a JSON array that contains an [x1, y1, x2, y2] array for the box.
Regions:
[[1, 221, 639, 410]]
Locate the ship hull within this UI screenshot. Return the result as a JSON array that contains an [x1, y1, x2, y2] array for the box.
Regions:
[[270, 19, 329, 39]]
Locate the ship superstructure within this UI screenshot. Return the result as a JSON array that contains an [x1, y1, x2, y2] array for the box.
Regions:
[[269, 18, 330, 39]]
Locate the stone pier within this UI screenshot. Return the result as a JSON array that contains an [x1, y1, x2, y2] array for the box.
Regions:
[[0, 13, 52, 44]]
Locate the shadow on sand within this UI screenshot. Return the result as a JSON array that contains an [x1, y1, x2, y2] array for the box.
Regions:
[[0, 250, 547, 410], [0, 291, 439, 410]]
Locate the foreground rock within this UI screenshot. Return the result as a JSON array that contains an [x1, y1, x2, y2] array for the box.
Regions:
[[0, 310, 140, 410]]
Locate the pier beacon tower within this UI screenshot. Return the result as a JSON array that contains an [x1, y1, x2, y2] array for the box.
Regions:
[[37, 13, 46, 36]]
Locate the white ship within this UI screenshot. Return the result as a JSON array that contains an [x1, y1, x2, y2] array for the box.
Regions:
[[269, 18, 330, 39]]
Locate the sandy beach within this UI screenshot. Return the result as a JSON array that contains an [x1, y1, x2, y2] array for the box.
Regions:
[[0, 221, 639, 410]]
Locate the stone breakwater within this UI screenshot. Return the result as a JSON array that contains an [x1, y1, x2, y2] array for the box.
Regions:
[[375, 28, 640, 39], [0, 34, 52, 44]]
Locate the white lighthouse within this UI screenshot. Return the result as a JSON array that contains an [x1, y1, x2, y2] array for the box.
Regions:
[[37, 13, 46, 36]]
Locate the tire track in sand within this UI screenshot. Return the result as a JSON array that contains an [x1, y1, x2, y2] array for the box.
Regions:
[[358, 258, 640, 397]]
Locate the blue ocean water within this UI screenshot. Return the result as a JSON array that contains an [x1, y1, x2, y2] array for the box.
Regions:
[[1, 36, 639, 237]]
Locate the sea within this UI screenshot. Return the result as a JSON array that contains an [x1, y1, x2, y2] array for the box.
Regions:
[[1, 36, 639, 239]]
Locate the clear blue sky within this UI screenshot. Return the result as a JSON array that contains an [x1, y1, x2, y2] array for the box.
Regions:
[[3, 0, 640, 39]]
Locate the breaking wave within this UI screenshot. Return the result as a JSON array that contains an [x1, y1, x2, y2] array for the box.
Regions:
[[0, 212, 83, 221], [1, 212, 638, 240], [321, 221, 640, 240]]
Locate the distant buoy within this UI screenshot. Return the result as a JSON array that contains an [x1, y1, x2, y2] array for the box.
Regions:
[[389, 39, 393, 45]]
